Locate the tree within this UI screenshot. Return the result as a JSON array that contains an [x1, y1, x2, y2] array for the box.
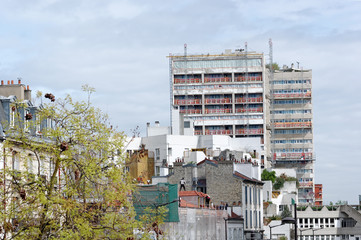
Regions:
[[265, 63, 280, 71], [0, 86, 141, 239], [281, 205, 292, 219], [261, 169, 276, 183]]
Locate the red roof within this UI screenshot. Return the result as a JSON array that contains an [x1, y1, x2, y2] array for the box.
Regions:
[[197, 158, 218, 166], [179, 190, 209, 198], [233, 171, 263, 185]]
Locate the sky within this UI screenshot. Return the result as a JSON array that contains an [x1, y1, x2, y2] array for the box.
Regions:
[[0, 0, 360, 204]]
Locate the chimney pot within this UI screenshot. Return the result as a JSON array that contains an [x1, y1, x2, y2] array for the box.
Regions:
[[1, 80, 3, 85], [27, 85, 29, 90], [11, 80, 14, 84], [18, 79, 21, 84], [7, 80, 10, 85]]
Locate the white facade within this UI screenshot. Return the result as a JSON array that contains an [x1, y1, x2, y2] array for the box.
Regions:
[[125, 126, 264, 177]]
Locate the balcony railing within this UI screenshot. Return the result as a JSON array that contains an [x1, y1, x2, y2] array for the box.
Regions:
[[235, 76, 262, 82], [272, 92, 311, 99], [235, 129, 264, 135], [205, 98, 232, 104], [179, 109, 202, 114], [274, 152, 313, 160], [174, 78, 202, 84], [194, 130, 203, 135], [204, 108, 232, 114], [204, 77, 231, 83], [235, 108, 263, 113], [273, 122, 312, 128], [299, 182, 314, 188], [174, 99, 202, 105], [235, 97, 263, 103], [205, 129, 232, 135]]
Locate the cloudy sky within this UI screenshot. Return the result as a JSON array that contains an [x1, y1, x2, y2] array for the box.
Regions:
[[1, 0, 360, 204]]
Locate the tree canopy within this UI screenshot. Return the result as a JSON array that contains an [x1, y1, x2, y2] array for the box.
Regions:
[[0, 86, 142, 239]]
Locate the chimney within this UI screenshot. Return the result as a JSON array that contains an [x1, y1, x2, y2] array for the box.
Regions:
[[24, 85, 32, 101], [18, 79, 21, 84], [155, 121, 160, 127], [146, 122, 150, 127]]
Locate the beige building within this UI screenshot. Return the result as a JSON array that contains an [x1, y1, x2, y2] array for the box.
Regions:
[[268, 66, 314, 204]]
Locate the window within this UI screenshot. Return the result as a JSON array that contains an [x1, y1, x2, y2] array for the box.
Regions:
[[168, 147, 172, 156], [155, 166, 160, 176], [12, 152, 20, 170], [245, 210, 248, 228], [155, 148, 160, 160], [245, 186, 248, 204], [184, 121, 190, 128]]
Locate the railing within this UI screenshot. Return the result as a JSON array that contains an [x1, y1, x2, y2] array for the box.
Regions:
[[272, 92, 311, 98], [205, 129, 233, 135], [235, 129, 264, 135], [204, 77, 231, 83], [179, 109, 202, 114], [194, 130, 203, 135], [174, 99, 202, 105], [235, 76, 262, 82], [299, 182, 314, 188], [235, 97, 263, 103], [235, 108, 263, 113], [204, 108, 232, 114], [274, 152, 313, 160], [205, 98, 232, 104], [174, 78, 202, 84], [273, 122, 312, 128]]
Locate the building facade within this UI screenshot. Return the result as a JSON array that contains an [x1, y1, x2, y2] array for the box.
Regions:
[[169, 49, 267, 166], [268, 66, 315, 204]]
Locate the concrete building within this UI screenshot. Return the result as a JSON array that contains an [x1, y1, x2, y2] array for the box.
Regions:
[[169, 48, 267, 167], [297, 205, 361, 240], [268, 66, 315, 204]]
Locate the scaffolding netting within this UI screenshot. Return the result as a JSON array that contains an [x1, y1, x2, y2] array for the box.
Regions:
[[133, 183, 179, 222]]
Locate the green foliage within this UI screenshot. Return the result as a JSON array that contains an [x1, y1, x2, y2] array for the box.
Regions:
[[273, 177, 285, 190], [261, 169, 276, 183], [0, 87, 141, 239], [281, 205, 292, 218], [266, 63, 280, 71], [138, 206, 168, 239], [279, 236, 288, 240]]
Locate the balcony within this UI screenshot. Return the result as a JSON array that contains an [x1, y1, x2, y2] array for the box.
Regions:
[[194, 130, 203, 135], [235, 129, 264, 135], [204, 129, 232, 135], [204, 108, 232, 114], [174, 99, 202, 105], [174, 78, 202, 84], [299, 182, 313, 188], [235, 108, 263, 113], [205, 98, 232, 104], [235, 97, 263, 103], [273, 122, 312, 128], [272, 92, 311, 99], [179, 109, 202, 114], [235, 76, 262, 82], [204, 77, 231, 83], [274, 152, 313, 160]]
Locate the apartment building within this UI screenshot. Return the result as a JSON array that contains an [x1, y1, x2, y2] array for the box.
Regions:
[[268, 66, 315, 204], [169, 48, 267, 165]]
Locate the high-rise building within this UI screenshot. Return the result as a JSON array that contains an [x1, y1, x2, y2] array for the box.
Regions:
[[268, 66, 315, 204], [169, 48, 267, 165]]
